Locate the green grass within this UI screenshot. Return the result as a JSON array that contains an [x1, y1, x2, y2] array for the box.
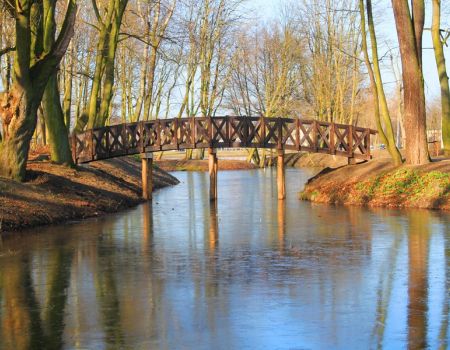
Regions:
[[354, 168, 450, 205]]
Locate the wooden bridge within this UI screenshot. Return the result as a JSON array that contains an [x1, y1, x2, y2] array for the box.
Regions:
[[72, 116, 376, 200]]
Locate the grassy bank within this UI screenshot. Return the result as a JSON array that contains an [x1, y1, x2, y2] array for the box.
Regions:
[[300, 159, 450, 210], [0, 157, 179, 233]]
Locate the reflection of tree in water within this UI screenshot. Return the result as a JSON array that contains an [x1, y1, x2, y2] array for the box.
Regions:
[[44, 248, 73, 349], [371, 213, 405, 349], [438, 221, 449, 349], [95, 231, 125, 348], [0, 247, 72, 350], [407, 211, 430, 350]]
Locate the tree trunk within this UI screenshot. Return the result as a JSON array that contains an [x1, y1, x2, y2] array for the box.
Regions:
[[391, 0, 429, 164], [0, 0, 76, 180], [0, 87, 39, 180], [431, 0, 450, 155], [43, 73, 73, 164], [142, 47, 158, 121], [366, 0, 403, 165], [41, 0, 73, 165], [63, 44, 73, 129]]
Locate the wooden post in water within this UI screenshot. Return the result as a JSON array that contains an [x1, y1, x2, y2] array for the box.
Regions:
[[209, 148, 218, 201], [348, 157, 356, 165], [141, 153, 153, 200], [277, 149, 286, 200]]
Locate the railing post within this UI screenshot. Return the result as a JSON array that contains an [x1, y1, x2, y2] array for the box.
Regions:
[[141, 152, 153, 200], [277, 118, 283, 149], [90, 130, 95, 162], [260, 116, 266, 148], [208, 116, 213, 148], [347, 124, 355, 164], [312, 120, 318, 152], [365, 128, 371, 159], [209, 148, 218, 201], [105, 127, 110, 159], [296, 118, 300, 151], [225, 116, 230, 147], [122, 123, 128, 154], [277, 149, 286, 200], [139, 121, 145, 153], [71, 133, 77, 164], [330, 123, 336, 155], [348, 124, 354, 158], [173, 118, 179, 149], [191, 117, 196, 148], [156, 120, 162, 151]]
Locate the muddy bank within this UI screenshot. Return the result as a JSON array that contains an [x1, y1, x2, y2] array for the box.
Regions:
[[156, 159, 257, 171], [300, 159, 450, 210], [0, 157, 179, 233]]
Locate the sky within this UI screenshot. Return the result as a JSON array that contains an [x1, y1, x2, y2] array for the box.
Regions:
[[253, 0, 450, 101]]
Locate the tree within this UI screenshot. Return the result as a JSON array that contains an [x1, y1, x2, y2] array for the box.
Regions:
[[359, 0, 402, 165], [42, 0, 74, 165], [0, 0, 77, 181], [80, 0, 128, 130], [141, 0, 176, 121], [431, 0, 450, 155], [391, 0, 429, 164]]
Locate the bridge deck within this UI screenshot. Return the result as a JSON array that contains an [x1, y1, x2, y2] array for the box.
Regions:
[[72, 116, 376, 164]]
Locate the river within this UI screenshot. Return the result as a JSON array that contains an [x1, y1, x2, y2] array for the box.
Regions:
[[0, 168, 448, 349]]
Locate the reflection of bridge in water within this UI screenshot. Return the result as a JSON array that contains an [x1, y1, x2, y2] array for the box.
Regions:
[[72, 116, 376, 200]]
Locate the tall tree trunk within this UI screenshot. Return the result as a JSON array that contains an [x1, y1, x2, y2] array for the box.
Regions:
[[366, 0, 403, 165], [359, 0, 390, 149], [97, 1, 126, 126], [431, 0, 450, 155], [391, 0, 429, 164], [42, 0, 73, 165], [63, 44, 73, 129], [43, 73, 73, 164], [142, 47, 158, 121]]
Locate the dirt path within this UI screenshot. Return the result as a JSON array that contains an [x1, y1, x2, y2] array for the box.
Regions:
[[0, 158, 179, 233]]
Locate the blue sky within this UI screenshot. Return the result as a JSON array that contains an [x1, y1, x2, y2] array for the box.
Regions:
[[252, 0, 450, 100]]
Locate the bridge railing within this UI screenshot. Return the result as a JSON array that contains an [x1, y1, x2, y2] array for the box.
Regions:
[[72, 116, 377, 164]]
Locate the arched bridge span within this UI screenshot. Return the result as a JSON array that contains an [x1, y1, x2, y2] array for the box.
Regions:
[[71, 116, 376, 200], [72, 116, 376, 163]]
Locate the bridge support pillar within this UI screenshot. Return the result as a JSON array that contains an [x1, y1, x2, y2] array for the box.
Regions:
[[209, 148, 218, 201], [141, 153, 153, 200], [277, 149, 286, 200]]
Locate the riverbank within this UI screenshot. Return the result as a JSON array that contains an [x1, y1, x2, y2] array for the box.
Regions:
[[284, 149, 398, 168], [300, 159, 450, 210], [0, 157, 179, 233], [156, 159, 257, 171]]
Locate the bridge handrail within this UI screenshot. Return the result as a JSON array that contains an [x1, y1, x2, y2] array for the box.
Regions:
[[72, 116, 377, 164]]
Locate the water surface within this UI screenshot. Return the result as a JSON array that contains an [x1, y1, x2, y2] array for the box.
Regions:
[[0, 168, 449, 349]]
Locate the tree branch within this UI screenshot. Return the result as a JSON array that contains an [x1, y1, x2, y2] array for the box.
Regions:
[[0, 46, 15, 57], [30, 0, 77, 88]]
